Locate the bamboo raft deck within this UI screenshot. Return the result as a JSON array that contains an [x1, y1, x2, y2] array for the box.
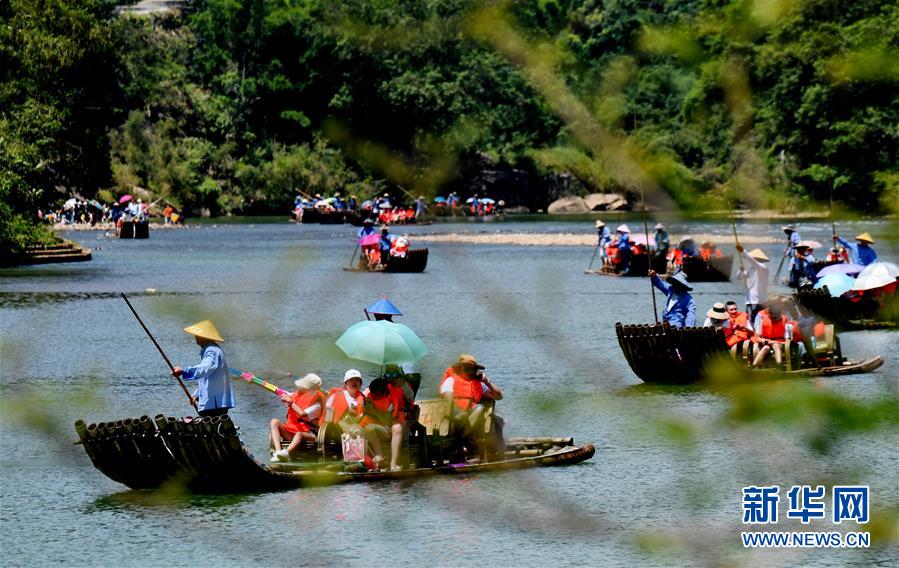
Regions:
[[797, 287, 896, 331], [75, 415, 594, 492], [615, 322, 884, 384]]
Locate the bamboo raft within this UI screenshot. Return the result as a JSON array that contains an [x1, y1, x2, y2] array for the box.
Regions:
[[796, 287, 896, 331], [74, 415, 594, 492], [679, 255, 733, 282], [585, 253, 668, 277], [343, 248, 429, 273], [587, 255, 732, 281], [117, 220, 149, 239], [297, 208, 363, 226], [615, 322, 884, 384]]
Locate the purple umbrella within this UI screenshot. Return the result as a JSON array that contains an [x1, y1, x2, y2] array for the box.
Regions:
[[118, 194, 133, 204], [817, 263, 863, 278]]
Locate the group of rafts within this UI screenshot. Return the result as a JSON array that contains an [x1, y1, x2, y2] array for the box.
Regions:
[[76, 299, 593, 492], [605, 223, 893, 384]]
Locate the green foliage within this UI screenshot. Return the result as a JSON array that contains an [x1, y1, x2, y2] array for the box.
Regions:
[[1, 0, 897, 235]]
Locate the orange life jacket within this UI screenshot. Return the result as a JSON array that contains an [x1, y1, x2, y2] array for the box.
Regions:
[[326, 388, 364, 424], [361, 389, 403, 427], [725, 312, 752, 346], [442, 369, 485, 411], [758, 311, 787, 341], [286, 389, 325, 431]]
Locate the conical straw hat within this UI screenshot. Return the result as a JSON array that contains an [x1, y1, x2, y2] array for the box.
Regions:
[[855, 232, 874, 244], [748, 248, 770, 262], [183, 320, 224, 342]]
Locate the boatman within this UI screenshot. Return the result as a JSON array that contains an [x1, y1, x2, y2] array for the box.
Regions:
[[616, 224, 632, 274], [357, 218, 376, 239], [172, 320, 235, 417], [595, 220, 611, 266], [366, 297, 403, 322], [653, 223, 670, 261], [735, 244, 770, 320], [782, 225, 801, 271], [648, 270, 696, 328], [788, 243, 818, 290], [837, 232, 877, 266]]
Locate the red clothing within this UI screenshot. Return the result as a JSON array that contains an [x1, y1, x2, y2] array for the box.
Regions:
[[285, 390, 324, 434]]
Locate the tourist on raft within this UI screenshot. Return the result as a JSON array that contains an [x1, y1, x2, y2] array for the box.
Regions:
[[323, 370, 365, 427], [788, 243, 818, 290], [648, 270, 696, 328], [751, 301, 792, 367], [172, 320, 235, 417], [735, 245, 770, 320], [361, 377, 405, 471], [440, 354, 503, 439], [837, 232, 877, 266], [703, 302, 729, 328], [269, 373, 325, 462], [724, 301, 754, 360]]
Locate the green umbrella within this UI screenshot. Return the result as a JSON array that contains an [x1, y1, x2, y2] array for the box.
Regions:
[[336, 320, 428, 365]]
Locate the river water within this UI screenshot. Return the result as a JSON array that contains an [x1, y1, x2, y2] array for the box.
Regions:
[[1, 217, 896, 567]]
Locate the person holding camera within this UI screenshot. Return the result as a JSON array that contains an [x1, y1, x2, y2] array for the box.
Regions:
[[440, 354, 503, 436]]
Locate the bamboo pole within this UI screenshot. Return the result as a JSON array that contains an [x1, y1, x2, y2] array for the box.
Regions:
[[640, 185, 659, 323], [121, 292, 198, 412]]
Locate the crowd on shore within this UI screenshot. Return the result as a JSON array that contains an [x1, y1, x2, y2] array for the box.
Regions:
[[39, 196, 187, 230]]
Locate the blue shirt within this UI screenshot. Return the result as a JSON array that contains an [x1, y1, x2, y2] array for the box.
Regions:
[[655, 230, 670, 251], [651, 274, 697, 328], [181, 344, 235, 411], [617, 232, 631, 252], [837, 237, 877, 266], [597, 226, 611, 247], [358, 226, 376, 239], [380, 233, 393, 252]]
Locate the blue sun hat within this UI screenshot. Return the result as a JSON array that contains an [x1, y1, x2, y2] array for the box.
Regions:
[[366, 298, 403, 317]]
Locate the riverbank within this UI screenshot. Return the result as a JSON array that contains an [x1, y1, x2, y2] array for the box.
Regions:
[[51, 221, 189, 231]]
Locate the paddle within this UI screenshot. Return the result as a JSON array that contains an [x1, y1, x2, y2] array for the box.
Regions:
[[120, 292, 198, 412]]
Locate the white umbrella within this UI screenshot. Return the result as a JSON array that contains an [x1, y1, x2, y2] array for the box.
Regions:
[[63, 198, 77, 210], [851, 262, 899, 291]]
